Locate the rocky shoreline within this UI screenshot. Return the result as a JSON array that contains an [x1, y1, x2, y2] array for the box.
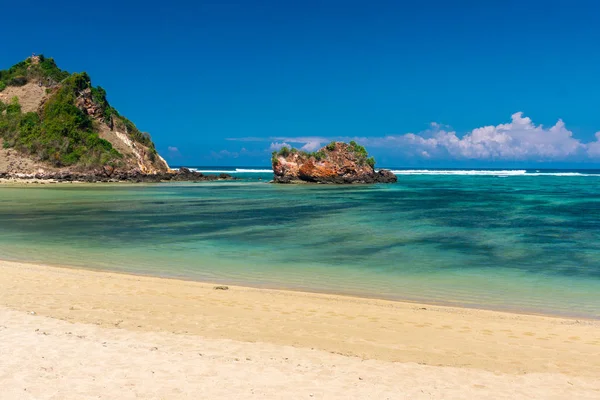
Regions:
[[0, 167, 236, 184]]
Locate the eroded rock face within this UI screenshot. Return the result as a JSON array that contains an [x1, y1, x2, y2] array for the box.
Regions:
[[272, 142, 397, 184], [73, 88, 170, 175]]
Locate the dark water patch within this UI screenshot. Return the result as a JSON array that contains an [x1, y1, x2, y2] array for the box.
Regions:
[[324, 241, 406, 259], [409, 233, 499, 258], [2, 178, 600, 318]]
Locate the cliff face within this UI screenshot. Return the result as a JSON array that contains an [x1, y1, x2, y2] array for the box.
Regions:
[[73, 86, 170, 174], [0, 55, 169, 175], [272, 142, 397, 184]]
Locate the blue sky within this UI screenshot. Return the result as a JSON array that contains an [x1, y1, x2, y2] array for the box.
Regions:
[[3, 0, 600, 167]]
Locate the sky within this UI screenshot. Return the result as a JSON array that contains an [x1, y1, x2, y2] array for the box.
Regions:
[[3, 0, 600, 167]]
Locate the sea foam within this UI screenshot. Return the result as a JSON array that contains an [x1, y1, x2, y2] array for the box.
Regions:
[[173, 168, 273, 173], [173, 167, 597, 177], [387, 170, 598, 177]]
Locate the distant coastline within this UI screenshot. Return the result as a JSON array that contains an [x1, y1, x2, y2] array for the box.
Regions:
[[4, 167, 600, 183], [170, 166, 600, 177]]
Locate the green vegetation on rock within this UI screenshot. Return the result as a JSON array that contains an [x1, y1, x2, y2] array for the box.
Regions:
[[271, 140, 376, 168], [0, 55, 160, 168], [0, 55, 69, 91], [1, 74, 121, 167], [348, 141, 375, 167]]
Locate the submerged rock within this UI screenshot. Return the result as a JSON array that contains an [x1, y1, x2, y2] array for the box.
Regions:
[[271, 141, 397, 184]]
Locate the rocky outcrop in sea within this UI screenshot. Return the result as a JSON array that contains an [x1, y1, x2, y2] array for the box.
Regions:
[[272, 141, 397, 184]]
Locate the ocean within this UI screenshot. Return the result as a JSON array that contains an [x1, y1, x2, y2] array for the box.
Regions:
[[1, 167, 600, 318]]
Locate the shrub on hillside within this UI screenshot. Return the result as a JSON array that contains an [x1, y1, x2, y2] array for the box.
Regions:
[[313, 150, 327, 161], [9, 76, 28, 86], [0, 55, 160, 169], [6, 96, 22, 115], [38, 57, 70, 83], [277, 146, 291, 157], [0, 55, 70, 90], [0, 81, 122, 167], [349, 140, 368, 158]]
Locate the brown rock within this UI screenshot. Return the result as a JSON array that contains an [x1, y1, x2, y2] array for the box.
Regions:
[[272, 142, 397, 184], [102, 165, 115, 177]]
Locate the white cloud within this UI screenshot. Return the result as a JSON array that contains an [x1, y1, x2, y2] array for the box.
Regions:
[[226, 137, 265, 142], [268, 138, 325, 152], [299, 140, 323, 152], [269, 142, 291, 151], [587, 132, 600, 157], [206, 147, 259, 160], [166, 146, 181, 158], [363, 112, 588, 161], [228, 113, 600, 162], [210, 149, 239, 159]]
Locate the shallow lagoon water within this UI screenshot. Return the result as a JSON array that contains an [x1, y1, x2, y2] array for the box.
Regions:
[[1, 170, 600, 318]]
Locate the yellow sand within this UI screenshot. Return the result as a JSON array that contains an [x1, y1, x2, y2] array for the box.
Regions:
[[1, 260, 599, 399]]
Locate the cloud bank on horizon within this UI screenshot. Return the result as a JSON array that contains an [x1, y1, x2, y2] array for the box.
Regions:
[[229, 112, 600, 163]]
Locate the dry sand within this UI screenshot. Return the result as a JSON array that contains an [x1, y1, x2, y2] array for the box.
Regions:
[[1, 259, 599, 399]]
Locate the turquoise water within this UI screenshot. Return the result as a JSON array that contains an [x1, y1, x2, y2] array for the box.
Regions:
[[1, 168, 600, 318]]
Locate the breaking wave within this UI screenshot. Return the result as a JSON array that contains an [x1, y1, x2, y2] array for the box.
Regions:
[[173, 168, 273, 173], [387, 170, 598, 177]]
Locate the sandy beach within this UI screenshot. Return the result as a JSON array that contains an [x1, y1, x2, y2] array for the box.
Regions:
[[1, 259, 599, 399]]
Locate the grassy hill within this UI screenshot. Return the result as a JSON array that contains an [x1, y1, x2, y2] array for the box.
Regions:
[[0, 55, 167, 172]]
